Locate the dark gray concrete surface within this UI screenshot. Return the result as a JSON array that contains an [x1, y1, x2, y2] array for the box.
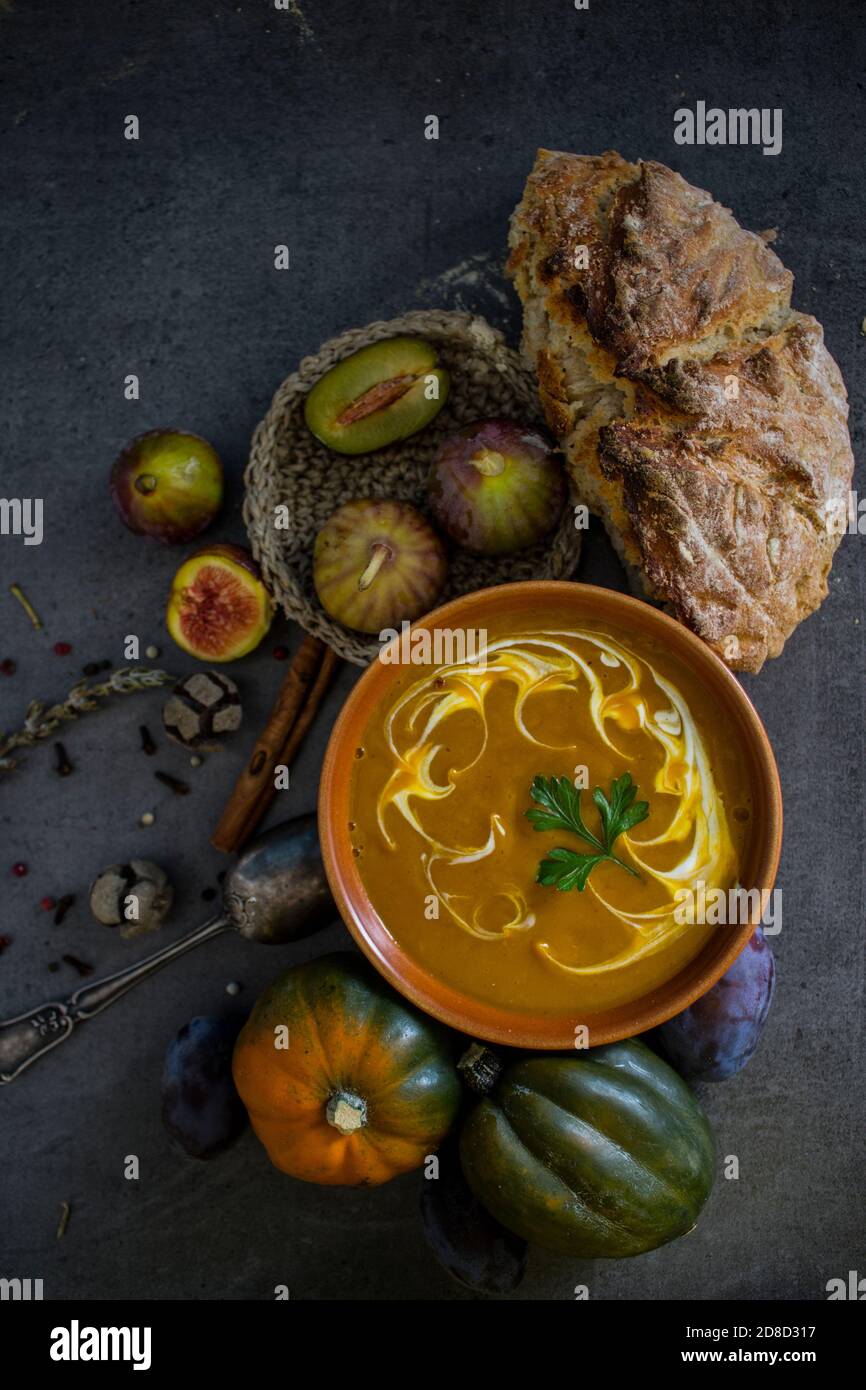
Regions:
[[0, 0, 863, 1301]]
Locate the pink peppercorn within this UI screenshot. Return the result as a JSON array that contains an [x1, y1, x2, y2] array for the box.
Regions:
[[273, 646, 289, 661], [40, 896, 57, 912], [53, 642, 72, 656], [11, 862, 28, 878], [0, 658, 16, 676]]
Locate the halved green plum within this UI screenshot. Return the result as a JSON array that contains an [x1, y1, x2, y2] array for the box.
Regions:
[[111, 430, 223, 543], [427, 419, 566, 555], [313, 499, 447, 633], [304, 338, 449, 455]]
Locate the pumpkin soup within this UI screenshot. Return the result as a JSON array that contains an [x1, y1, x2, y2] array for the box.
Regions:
[[349, 615, 750, 1014]]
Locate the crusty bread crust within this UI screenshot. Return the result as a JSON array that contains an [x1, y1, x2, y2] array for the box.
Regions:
[[508, 149, 853, 672]]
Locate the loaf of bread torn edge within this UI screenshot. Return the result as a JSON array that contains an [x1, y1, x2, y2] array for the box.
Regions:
[[507, 149, 853, 672]]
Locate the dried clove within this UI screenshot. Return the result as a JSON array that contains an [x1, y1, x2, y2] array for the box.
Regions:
[[0, 934, 12, 955], [54, 742, 73, 777], [154, 770, 190, 796], [139, 725, 156, 756], [53, 894, 76, 925], [62, 953, 93, 977]]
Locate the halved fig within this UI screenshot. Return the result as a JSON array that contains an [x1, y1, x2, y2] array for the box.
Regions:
[[304, 337, 449, 455], [427, 419, 566, 554], [313, 499, 447, 633], [111, 430, 223, 543], [166, 544, 273, 662]]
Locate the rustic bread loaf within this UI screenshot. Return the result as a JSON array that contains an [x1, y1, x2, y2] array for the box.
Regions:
[[507, 149, 853, 671]]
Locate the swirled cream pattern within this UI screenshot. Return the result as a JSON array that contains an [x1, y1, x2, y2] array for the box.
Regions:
[[375, 629, 736, 977]]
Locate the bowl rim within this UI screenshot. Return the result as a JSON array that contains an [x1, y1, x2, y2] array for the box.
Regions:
[[319, 580, 783, 1049]]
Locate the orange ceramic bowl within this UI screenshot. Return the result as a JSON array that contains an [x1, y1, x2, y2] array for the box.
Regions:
[[319, 582, 782, 1049]]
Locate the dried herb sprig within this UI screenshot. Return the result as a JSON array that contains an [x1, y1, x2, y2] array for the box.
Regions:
[[0, 667, 176, 775], [56, 1201, 71, 1240], [9, 582, 43, 630]]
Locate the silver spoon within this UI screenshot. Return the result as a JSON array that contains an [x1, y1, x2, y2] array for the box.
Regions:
[[0, 815, 333, 1084]]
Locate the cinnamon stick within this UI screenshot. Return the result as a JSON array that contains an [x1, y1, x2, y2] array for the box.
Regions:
[[231, 645, 340, 852], [211, 635, 336, 853]]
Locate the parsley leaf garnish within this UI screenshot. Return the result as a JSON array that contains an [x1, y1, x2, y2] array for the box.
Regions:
[[527, 773, 649, 893]]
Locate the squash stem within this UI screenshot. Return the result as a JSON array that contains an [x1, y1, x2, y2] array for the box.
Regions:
[[458, 1042, 503, 1096], [326, 1091, 368, 1134]]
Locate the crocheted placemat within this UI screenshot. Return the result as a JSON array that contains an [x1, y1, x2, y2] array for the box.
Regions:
[[243, 309, 581, 666]]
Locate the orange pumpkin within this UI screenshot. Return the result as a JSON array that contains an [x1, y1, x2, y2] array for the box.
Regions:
[[232, 952, 461, 1186]]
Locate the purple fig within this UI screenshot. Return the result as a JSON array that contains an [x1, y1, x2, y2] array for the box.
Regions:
[[427, 419, 566, 554]]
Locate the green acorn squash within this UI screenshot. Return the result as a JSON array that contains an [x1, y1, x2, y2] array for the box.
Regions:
[[459, 1039, 715, 1257]]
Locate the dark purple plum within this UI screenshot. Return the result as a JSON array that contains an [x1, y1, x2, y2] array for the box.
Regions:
[[420, 1138, 527, 1294], [161, 1016, 248, 1159], [655, 928, 776, 1082]]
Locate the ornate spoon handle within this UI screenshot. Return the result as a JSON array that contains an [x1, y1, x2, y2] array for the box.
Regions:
[[0, 915, 229, 1083]]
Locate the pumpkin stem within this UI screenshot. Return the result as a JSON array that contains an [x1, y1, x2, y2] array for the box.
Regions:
[[326, 1091, 368, 1134], [458, 1043, 504, 1096]]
